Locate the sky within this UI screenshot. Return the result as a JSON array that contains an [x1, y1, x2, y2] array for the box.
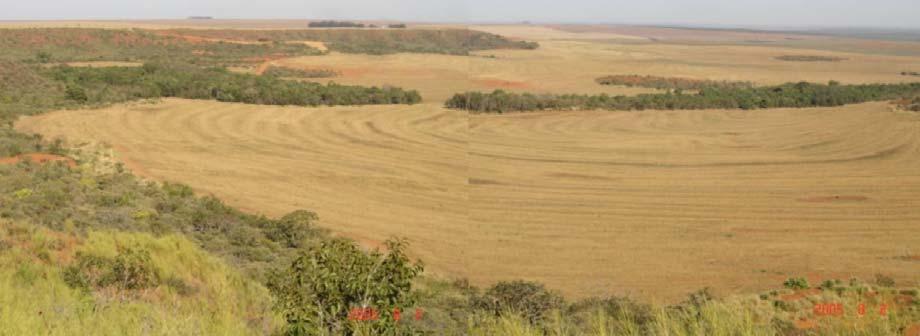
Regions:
[[2, 0, 920, 29]]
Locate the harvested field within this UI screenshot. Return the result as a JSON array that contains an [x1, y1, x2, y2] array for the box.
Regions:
[[18, 99, 920, 300], [267, 38, 920, 102]]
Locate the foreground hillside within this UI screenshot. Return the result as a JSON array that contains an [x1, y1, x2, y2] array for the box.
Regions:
[[0, 222, 279, 334]]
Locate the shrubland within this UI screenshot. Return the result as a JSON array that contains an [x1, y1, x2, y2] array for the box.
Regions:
[[446, 81, 920, 113], [159, 28, 539, 55], [0, 28, 323, 66], [0, 60, 421, 126], [262, 65, 340, 79]]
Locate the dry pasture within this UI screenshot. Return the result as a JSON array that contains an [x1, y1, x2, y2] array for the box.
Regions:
[[18, 99, 920, 300]]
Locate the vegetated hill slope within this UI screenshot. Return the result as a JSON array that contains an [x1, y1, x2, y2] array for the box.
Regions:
[[158, 28, 539, 55], [0, 221, 279, 335]]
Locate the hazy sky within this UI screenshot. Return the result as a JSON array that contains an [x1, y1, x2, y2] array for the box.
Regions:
[[3, 0, 919, 29]]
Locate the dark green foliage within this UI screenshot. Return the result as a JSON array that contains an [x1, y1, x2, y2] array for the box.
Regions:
[[388, 24, 408, 29], [160, 28, 539, 55], [309, 21, 368, 28], [64, 85, 88, 103], [596, 74, 753, 90], [63, 247, 160, 292], [783, 277, 810, 290], [446, 82, 920, 113], [775, 55, 847, 62], [268, 210, 321, 248], [472, 280, 565, 324], [44, 62, 422, 107], [267, 238, 423, 335], [902, 71, 920, 77], [262, 66, 339, 79]]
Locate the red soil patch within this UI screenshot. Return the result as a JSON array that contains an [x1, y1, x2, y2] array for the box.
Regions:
[[473, 78, 532, 89], [905, 324, 920, 336], [0, 153, 76, 168], [798, 195, 868, 203]]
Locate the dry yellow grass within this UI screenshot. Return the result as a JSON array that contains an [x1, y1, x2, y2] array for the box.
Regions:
[[18, 99, 920, 301], [268, 39, 920, 102]]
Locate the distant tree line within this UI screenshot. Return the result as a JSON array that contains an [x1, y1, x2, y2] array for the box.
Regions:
[[308, 21, 369, 28], [775, 55, 847, 62], [159, 28, 539, 55], [902, 71, 920, 77], [0, 28, 323, 66], [388, 24, 408, 29], [262, 66, 339, 79], [445, 81, 920, 113], [46, 62, 422, 107], [596, 75, 754, 90]]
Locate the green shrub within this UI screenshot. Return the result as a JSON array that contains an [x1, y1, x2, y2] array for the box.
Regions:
[[64, 85, 88, 103], [62, 247, 160, 292], [268, 238, 423, 335], [783, 277, 809, 290], [473, 280, 565, 324], [267, 210, 320, 248], [35, 51, 52, 63]]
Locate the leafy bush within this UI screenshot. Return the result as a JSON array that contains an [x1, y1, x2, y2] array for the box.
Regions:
[[267, 210, 321, 248], [472, 280, 565, 324], [783, 277, 809, 290], [63, 247, 159, 292], [268, 238, 423, 335]]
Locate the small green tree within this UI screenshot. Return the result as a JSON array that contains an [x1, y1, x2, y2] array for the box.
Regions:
[[268, 210, 319, 248], [35, 51, 52, 63], [268, 238, 423, 335], [65, 85, 88, 103]]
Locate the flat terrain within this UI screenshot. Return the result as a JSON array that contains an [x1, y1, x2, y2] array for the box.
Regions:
[[12, 23, 920, 300], [18, 99, 920, 300], [253, 39, 920, 102]]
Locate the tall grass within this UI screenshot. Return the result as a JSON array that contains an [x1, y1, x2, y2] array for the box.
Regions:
[[0, 222, 280, 335]]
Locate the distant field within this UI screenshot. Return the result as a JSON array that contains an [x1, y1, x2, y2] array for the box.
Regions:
[[262, 39, 920, 102], [18, 99, 920, 300]]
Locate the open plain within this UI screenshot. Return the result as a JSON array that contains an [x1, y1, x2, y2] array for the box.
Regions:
[[11, 22, 920, 301]]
